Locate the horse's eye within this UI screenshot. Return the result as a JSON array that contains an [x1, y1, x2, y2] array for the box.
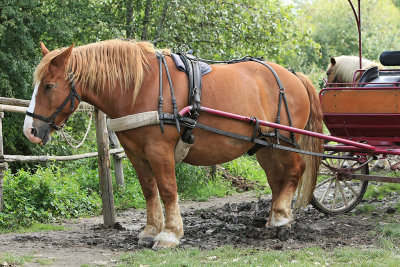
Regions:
[[45, 84, 54, 90]]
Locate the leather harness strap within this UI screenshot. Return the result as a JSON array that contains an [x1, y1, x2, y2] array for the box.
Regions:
[[176, 52, 202, 144], [159, 115, 350, 160], [156, 52, 180, 133], [248, 58, 297, 147], [155, 52, 301, 155]]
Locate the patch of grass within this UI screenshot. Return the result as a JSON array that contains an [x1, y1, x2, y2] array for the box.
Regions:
[[117, 245, 400, 267], [0, 253, 34, 266], [396, 202, 400, 212], [377, 223, 400, 239], [364, 182, 400, 200], [34, 258, 54, 265], [355, 203, 376, 214], [0, 223, 65, 234], [0, 252, 55, 266], [333, 246, 398, 266]]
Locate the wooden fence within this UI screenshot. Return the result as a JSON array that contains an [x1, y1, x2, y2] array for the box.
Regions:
[[0, 97, 124, 227]]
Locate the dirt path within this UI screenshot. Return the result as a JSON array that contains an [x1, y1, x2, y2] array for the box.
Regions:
[[1, 191, 399, 266]]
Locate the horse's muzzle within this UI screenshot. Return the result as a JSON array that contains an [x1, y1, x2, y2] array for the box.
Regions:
[[24, 123, 52, 145]]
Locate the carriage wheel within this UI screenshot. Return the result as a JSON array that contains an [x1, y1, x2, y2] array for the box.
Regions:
[[311, 152, 369, 215]]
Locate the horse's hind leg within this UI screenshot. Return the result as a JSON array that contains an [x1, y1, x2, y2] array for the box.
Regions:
[[256, 148, 305, 227], [127, 154, 164, 247]]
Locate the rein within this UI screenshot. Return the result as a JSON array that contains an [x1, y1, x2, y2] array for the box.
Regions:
[[26, 75, 81, 131]]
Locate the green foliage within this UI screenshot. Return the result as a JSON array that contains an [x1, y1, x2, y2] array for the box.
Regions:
[[113, 159, 146, 210], [355, 203, 376, 214], [377, 223, 400, 241], [364, 182, 400, 200], [175, 163, 233, 201], [221, 156, 271, 194], [393, 0, 400, 7], [0, 166, 101, 229], [1, 158, 242, 229], [0, 253, 34, 267], [299, 0, 400, 67], [0, 223, 65, 234], [0, 0, 116, 166]]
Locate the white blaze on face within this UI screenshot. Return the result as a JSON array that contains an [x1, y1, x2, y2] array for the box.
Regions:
[[23, 83, 42, 143]]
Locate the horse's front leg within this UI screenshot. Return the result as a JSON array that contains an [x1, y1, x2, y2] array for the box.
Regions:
[[147, 145, 183, 249], [127, 153, 164, 247]]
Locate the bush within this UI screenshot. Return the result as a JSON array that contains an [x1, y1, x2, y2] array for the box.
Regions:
[[0, 156, 264, 230], [0, 166, 101, 229], [175, 163, 234, 201], [113, 159, 146, 210]]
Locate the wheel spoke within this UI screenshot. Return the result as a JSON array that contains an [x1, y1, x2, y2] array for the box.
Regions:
[[347, 161, 359, 168], [332, 179, 338, 209], [337, 180, 349, 206], [319, 178, 334, 202], [338, 159, 345, 168], [315, 176, 335, 188], [342, 179, 359, 196]]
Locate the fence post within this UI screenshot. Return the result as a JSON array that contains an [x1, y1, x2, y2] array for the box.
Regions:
[[94, 108, 116, 227], [0, 111, 8, 212], [108, 129, 125, 187]]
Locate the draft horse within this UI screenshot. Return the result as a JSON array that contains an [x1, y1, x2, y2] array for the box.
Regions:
[[23, 39, 323, 249]]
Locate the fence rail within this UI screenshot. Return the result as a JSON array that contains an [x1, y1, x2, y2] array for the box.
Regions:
[[0, 96, 122, 227], [3, 148, 125, 162]]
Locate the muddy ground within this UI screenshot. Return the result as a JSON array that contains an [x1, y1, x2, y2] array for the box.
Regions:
[[0, 190, 399, 266]]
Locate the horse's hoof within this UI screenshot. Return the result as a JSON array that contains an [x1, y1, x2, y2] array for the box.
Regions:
[[267, 211, 292, 227], [152, 231, 180, 250], [138, 236, 154, 248], [152, 240, 178, 250]]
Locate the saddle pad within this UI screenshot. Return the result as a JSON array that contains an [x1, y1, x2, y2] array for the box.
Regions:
[[171, 53, 212, 76]]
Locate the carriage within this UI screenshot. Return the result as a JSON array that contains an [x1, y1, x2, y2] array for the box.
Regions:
[[310, 0, 400, 214], [23, 0, 400, 249]]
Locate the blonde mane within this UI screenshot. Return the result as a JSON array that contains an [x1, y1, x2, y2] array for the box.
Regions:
[[34, 39, 170, 105], [327, 55, 383, 83]]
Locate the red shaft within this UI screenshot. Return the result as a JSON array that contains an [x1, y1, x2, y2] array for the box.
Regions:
[[179, 106, 376, 151]]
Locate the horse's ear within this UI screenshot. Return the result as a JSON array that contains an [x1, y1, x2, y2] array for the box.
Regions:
[[40, 42, 50, 56], [50, 44, 74, 68], [330, 57, 336, 65]]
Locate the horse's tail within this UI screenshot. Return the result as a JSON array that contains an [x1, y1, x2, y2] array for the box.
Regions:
[[295, 72, 324, 207]]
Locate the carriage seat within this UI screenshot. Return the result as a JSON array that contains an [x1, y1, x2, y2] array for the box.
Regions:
[[358, 66, 400, 87], [380, 51, 400, 66]]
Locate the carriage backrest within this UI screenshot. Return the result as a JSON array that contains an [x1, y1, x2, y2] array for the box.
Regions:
[[380, 51, 400, 66]]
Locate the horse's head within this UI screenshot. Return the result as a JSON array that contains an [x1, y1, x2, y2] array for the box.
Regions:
[[23, 42, 80, 145], [326, 57, 338, 85]]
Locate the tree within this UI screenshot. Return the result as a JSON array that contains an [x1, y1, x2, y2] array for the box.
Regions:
[[1, 0, 320, 170], [298, 0, 400, 68]]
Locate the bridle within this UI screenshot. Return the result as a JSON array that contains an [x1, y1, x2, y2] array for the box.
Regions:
[[26, 74, 81, 131]]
